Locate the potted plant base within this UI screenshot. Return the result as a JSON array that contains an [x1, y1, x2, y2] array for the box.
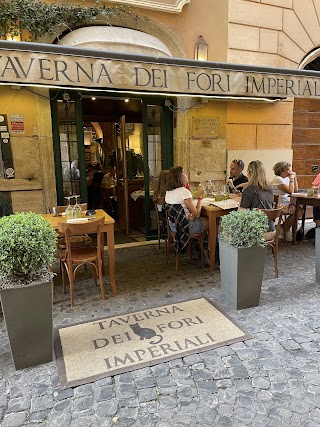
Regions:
[[0, 212, 57, 370], [219, 241, 266, 310], [219, 209, 269, 310], [1, 280, 53, 370]]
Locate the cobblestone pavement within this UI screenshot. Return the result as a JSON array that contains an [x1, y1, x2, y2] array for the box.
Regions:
[[1, 229, 320, 426]]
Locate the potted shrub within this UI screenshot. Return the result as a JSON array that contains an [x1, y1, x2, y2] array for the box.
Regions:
[[0, 212, 57, 370], [219, 209, 268, 310]]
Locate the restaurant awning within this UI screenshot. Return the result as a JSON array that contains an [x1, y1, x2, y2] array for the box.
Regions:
[[1, 40, 320, 100]]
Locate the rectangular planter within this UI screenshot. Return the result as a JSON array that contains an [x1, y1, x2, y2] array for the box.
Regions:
[[0, 281, 53, 370], [219, 241, 266, 310]]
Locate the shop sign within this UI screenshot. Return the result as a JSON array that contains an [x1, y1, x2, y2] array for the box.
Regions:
[[1, 43, 320, 99], [10, 114, 25, 134]]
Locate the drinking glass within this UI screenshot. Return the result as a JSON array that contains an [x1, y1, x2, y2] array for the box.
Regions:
[[64, 196, 74, 219], [73, 195, 82, 218], [221, 184, 230, 200]]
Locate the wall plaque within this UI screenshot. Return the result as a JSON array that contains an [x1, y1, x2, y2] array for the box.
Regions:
[[192, 117, 218, 139]]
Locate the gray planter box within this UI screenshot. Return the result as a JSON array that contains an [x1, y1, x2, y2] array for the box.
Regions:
[[219, 241, 266, 310], [316, 228, 320, 284], [0, 281, 53, 370]]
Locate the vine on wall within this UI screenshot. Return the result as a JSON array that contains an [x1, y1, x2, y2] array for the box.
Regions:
[[0, 0, 143, 41]]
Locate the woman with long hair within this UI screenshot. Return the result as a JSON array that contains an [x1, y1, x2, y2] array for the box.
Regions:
[[165, 166, 208, 233], [240, 160, 274, 231], [271, 161, 303, 241]]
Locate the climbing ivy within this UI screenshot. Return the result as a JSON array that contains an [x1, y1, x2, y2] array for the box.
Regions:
[[0, 0, 142, 41]]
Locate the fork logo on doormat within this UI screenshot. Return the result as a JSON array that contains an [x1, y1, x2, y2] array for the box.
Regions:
[[54, 298, 252, 388]]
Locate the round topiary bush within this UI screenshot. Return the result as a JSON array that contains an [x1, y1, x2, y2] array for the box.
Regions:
[[220, 209, 269, 248], [0, 212, 57, 283]]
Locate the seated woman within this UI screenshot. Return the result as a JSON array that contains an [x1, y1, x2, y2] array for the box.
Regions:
[[239, 160, 275, 233], [271, 161, 303, 241], [165, 166, 209, 254]]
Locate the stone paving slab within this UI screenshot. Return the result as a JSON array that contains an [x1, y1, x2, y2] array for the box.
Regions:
[[0, 233, 320, 426]]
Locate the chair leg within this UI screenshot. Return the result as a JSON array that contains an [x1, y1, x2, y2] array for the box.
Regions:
[[166, 237, 171, 264], [158, 226, 161, 249], [273, 245, 279, 278], [175, 251, 179, 272], [92, 264, 98, 286], [61, 261, 67, 294], [199, 236, 205, 268], [65, 260, 75, 306], [98, 260, 105, 300]]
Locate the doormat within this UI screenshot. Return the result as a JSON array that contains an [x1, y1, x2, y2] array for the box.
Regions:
[[54, 298, 252, 388]]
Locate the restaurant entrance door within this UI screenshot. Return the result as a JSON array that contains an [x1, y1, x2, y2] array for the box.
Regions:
[[51, 92, 173, 241]]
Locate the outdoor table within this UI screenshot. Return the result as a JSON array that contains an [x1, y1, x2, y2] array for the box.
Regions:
[[201, 201, 238, 271], [291, 192, 320, 245], [42, 209, 116, 293]]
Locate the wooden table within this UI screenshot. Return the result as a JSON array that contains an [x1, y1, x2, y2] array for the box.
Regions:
[[201, 204, 237, 271], [42, 209, 116, 293], [291, 193, 320, 245]]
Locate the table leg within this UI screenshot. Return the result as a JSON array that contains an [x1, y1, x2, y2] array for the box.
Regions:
[[106, 224, 117, 293], [292, 198, 300, 245], [207, 213, 217, 272]]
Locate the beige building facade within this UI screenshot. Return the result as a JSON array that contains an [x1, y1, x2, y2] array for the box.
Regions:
[[1, 0, 319, 214]]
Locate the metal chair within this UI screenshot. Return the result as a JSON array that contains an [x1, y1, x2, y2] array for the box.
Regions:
[[57, 217, 106, 306], [260, 206, 283, 278]]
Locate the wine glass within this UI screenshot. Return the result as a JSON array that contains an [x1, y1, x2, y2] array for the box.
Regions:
[[64, 196, 74, 219], [73, 195, 81, 219]]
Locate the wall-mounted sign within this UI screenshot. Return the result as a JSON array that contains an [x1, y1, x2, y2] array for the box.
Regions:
[[192, 117, 218, 139], [10, 114, 25, 134], [3, 41, 320, 100]]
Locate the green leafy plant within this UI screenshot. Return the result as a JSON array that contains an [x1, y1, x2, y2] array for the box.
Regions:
[[0, 0, 142, 41], [0, 212, 57, 282], [220, 209, 268, 248]]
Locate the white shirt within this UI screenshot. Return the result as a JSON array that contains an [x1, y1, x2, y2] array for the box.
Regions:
[[165, 187, 192, 216], [271, 176, 290, 205]]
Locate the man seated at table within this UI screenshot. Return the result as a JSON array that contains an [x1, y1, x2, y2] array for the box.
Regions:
[[226, 159, 248, 193]]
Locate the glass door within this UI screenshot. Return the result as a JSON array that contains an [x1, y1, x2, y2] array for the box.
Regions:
[[115, 116, 130, 235], [143, 101, 173, 240], [51, 94, 87, 205]]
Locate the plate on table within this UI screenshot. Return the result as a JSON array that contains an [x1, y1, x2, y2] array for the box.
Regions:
[[201, 198, 216, 205]]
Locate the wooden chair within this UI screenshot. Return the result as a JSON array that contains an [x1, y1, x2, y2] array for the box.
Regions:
[[259, 206, 283, 278], [165, 208, 207, 271], [153, 196, 166, 250], [50, 203, 92, 249], [57, 217, 106, 306]]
